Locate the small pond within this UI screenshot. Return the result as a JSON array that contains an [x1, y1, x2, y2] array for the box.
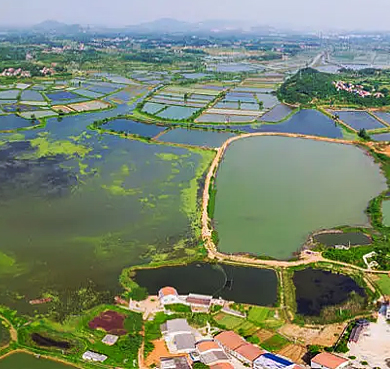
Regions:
[[134, 262, 278, 306], [0, 353, 75, 369], [293, 268, 366, 316], [335, 111, 384, 131], [313, 232, 371, 247], [260, 104, 293, 123]]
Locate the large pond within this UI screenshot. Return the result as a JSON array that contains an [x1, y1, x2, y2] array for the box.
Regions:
[[293, 268, 366, 316], [214, 136, 386, 259], [0, 104, 213, 313], [0, 353, 75, 369], [134, 262, 278, 306]]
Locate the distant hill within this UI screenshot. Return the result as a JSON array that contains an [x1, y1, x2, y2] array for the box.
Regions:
[[32, 20, 84, 34]]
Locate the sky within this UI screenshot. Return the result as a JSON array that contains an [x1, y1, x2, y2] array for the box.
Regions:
[[2, 0, 390, 31]]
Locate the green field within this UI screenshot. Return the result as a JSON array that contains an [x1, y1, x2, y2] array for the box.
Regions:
[[248, 307, 284, 329], [214, 313, 244, 329], [261, 334, 289, 351], [376, 274, 390, 295]]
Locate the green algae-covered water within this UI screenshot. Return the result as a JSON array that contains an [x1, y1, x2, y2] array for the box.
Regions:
[[0, 353, 75, 369], [0, 107, 213, 313], [214, 136, 386, 259], [382, 200, 390, 226]]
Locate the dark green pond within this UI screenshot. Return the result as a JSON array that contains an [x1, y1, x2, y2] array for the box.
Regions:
[[0, 353, 75, 369], [313, 232, 371, 247], [293, 268, 366, 316], [134, 262, 278, 306]]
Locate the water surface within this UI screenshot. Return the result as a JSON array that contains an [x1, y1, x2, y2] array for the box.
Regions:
[[0, 353, 75, 369], [214, 136, 386, 259]]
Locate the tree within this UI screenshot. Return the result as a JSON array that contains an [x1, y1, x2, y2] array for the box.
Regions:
[[184, 93, 189, 103], [358, 128, 371, 141], [258, 101, 264, 110], [193, 363, 210, 369]]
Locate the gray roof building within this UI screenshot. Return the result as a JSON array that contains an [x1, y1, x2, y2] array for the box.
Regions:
[[174, 333, 196, 352], [160, 356, 191, 369]]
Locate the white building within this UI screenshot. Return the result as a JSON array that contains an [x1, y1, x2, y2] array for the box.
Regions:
[[82, 351, 107, 362], [160, 318, 196, 354], [311, 352, 349, 369], [102, 334, 119, 346], [159, 286, 182, 306]]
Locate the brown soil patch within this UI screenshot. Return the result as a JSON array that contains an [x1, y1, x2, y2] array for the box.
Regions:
[[88, 310, 126, 335], [277, 344, 307, 364], [145, 339, 184, 367], [279, 323, 345, 346], [255, 329, 274, 343]]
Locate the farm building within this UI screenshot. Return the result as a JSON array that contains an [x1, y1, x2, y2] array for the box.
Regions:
[[158, 287, 182, 305], [196, 340, 230, 366], [82, 351, 107, 362], [214, 331, 264, 365], [311, 352, 349, 369], [161, 318, 196, 354], [102, 334, 119, 346], [186, 293, 212, 312], [160, 356, 191, 369], [253, 353, 295, 369]]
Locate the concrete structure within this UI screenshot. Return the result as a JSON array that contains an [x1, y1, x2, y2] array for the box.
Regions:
[[160, 356, 191, 369], [102, 334, 119, 346], [311, 352, 349, 369], [158, 287, 182, 306], [82, 351, 108, 363], [161, 318, 196, 354], [253, 353, 294, 369]]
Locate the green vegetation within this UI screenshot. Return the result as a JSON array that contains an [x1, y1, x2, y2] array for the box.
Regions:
[[278, 67, 390, 107], [164, 304, 192, 313], [375, 274, 390, 295], [261, 334, 289, 351]]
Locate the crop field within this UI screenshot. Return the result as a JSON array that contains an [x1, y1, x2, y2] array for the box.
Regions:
[[88, 310, 127, 335], [261, 334, 289, 351], [214, 313, 245, 329], [375, 274, 390, 295]]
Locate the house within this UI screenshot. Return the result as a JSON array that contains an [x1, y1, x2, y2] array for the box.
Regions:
[[235, 344, 265, 366], [161, 319, 196, 354], [102, 334, 119, 346], [186, 293, 212, 312], [82, 351, 107, 362], [160, 356, 191, 369], [159, 287, 182, 306], [214, 331, 247, 356], [311, 352, 349, 369], [253, 353, 294, 369], [196, 340, 230, 366]]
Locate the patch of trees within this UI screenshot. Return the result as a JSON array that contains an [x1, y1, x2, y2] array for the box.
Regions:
[[278, 67, 390, 107]]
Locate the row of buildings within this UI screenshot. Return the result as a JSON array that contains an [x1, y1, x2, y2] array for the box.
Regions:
[[1, 68, 31, 77], [160, 319, 349, 369]]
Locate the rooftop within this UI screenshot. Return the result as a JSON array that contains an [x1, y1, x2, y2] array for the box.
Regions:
[[174, 333, 196, 351], [235, 343, 265, 362], [159, 287, 178, 297], [161, 319, 192, 335], [201, 350, 230, 365], [254, 353, 293, 369], [102, 334, 119, 346], [214, 331, 246, 351], [160, 356, 191, 369], [197, 340, 221, 353], [210, 363, 235, 369], [311, 352, 348, 369]]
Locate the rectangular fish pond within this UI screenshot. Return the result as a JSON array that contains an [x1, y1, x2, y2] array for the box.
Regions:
[[335, 111, 385, 131], [157, 128, 235, 147], [156, 106, 198, 120], [101, 119, 167, 138], [133, 262, 278, 306], [313, 232, 372, 247]]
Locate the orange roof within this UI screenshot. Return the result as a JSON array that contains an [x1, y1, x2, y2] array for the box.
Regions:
[[159, 287, 178, 297], [214, 331, 246, 351], [312, 352, 348, 369], [210, 363, 234, 369], [235, 343, 265, 361], [196, 341, 221, 353]]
